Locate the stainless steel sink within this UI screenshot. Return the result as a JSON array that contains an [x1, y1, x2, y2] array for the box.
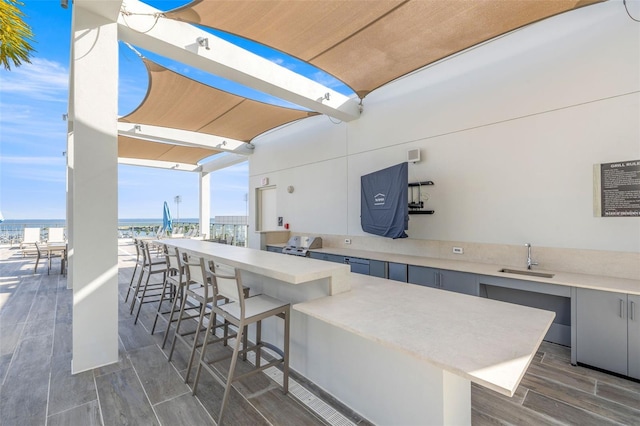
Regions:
[[499, 268, 555, 278]]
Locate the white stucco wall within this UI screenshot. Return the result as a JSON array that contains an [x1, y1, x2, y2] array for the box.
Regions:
[[249, 1, 640, 253]]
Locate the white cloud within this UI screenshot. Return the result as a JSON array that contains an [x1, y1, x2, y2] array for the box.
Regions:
[[0, 58, 68, 102], [0, 103, 67, 144]]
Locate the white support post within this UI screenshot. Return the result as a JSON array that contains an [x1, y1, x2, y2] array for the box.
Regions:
[[199, 171, 211, 239], [66, 131, 74, 289], [69, 4, 119, 373]]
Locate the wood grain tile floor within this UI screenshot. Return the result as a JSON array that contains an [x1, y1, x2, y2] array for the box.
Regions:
[[1, 242, 639, 425]]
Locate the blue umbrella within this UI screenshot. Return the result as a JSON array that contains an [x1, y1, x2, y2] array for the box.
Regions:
[[163, 201, 173, 233]]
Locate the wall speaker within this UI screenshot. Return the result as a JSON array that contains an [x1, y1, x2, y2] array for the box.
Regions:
[[407, 149, 421, 163]]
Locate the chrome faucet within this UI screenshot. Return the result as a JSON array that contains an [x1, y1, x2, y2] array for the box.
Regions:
[[525, 243, 538, 270]]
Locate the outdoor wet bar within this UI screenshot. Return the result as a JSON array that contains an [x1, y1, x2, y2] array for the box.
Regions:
[[5, 0, 637, 424], [162, 239, 554, 425]]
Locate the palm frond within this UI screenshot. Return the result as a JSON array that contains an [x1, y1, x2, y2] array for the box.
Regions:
[[0, 0, 36, 71]]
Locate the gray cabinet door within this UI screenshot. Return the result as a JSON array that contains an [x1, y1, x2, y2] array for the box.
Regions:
[[388, 262, 407, 282], [309, 252, 345, 263], [576, 288, 628, 376], [408, 265, 438, 288], [440, 270, 478, 296], [325, 253, 346, 264], [309, 251, 325, 260], [369, 260, 387, 278], [629, 294, 640, 380]]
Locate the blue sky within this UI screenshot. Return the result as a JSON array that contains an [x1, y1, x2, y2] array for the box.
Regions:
[[1, 0, 348, 220]]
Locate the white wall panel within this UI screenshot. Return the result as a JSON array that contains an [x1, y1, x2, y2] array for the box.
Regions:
[[248, 0, 640, 253], [251, 115, 348, 176], [349, 1, 638, 156]]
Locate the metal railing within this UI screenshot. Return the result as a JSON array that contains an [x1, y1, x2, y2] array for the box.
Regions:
[[1, 221, 248, 248]]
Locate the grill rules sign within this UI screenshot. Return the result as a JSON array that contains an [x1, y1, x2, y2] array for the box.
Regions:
[[594, 160, 640, 217]]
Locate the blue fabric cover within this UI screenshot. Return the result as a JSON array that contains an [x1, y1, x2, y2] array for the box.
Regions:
[[361, 162, 408, 239]]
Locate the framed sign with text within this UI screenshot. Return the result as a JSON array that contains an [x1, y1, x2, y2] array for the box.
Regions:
[[594, 160, 640, 217]]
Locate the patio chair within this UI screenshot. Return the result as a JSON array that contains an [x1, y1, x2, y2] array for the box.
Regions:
[[192, 264, 290, 425], [21, 227, 41, 256], [34, 241, 62, 275], [47, 227, 65, 243]]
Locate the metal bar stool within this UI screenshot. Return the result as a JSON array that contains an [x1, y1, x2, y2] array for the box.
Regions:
[[124, 238, 143, 303], [168, 254, 235, 384], [151, 244, 188, 348], [192, 263, 290, 425], [130, 240, 166, 324]]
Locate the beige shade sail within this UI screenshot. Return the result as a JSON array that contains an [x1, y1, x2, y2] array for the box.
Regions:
[[166, 0, 604, 98], [118, 135, 221, 165], [119, 59, 317, 142]]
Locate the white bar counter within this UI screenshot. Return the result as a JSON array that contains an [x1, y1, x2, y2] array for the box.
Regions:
[[160, 238, 350, 295], [294, 274, 554, 425], [160, 240, 554, 425]]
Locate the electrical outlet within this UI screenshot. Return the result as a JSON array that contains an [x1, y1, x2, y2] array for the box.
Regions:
[[452, 247, 463, 254], [344, 238, 351, 244]]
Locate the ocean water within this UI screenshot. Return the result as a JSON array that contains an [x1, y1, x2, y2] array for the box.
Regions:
[[0, 218, 211, 241]]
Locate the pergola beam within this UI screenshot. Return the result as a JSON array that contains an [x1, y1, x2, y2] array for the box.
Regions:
[[117, 0, 361, 122], [117, 122, 254, 155], [118, 158, 200, 171], [118, 153, 248, 173], [200, 153, 248, 174]]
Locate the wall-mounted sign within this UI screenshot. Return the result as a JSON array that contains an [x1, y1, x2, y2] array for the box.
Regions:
[[594, 160, 640, 217]]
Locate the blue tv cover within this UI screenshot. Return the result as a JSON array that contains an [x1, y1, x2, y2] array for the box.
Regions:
[[361, 162, 408, 239]]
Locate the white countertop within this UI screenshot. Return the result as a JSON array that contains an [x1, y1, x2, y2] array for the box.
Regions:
[[294, 273, 555, 397], [301, 246, 640, 295], [159, 239, 350, 292]]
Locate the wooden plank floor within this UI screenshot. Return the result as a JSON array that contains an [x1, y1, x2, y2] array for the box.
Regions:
[[472, 342, 640, 425], [1, 242, 639, 425], [0, 243, 367, 426]]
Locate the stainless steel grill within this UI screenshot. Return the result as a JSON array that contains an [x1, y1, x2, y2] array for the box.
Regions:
[[282, 236, 322, 256]]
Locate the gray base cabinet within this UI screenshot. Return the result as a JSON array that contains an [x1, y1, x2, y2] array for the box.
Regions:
[[630, 294, 640, 379], [441, 270, 479, 296], [408, 266, 478, 296], [369, 260, 388, 279], [388, 262, 407, 282], [408, 265, 439, 288], [309, 252, 345, 264], [576, 288, 639, 379]]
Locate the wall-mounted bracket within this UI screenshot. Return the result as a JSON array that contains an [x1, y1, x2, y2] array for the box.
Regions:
[[408, 181, 434, 215]]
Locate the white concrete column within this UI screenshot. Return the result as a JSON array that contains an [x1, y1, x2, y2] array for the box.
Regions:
[[69, 4, 120, 373], [199, 171, 211, 239], [65, 131, 74, 289]]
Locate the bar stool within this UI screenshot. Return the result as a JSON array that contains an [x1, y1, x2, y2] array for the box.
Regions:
[[151, 244, 188, 348], [168, 254, 233, 384], [192, 264, 290, 425], [124, 238, 142, 303], [130, 240, 166, 324]]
